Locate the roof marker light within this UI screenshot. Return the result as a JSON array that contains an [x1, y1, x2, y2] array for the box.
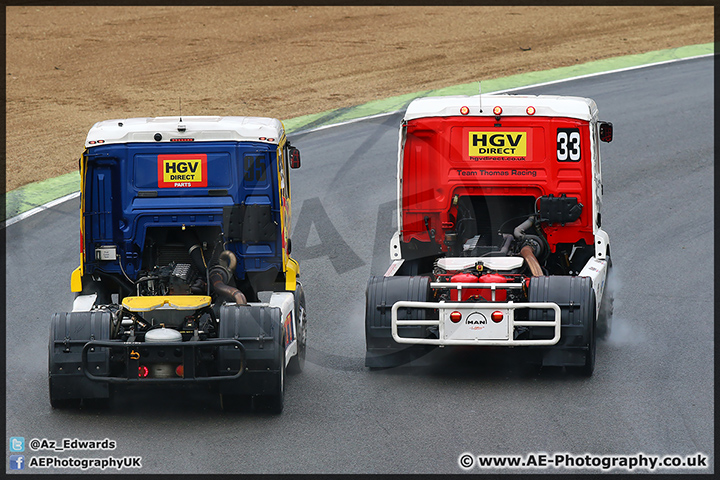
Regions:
[[493, 106, 503, 115], [526, 106, 536, 115], [460, 106, 470, 115]]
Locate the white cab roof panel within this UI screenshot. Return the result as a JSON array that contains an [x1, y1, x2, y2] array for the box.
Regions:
[[404, 94, 598, 122], [85, 116, 284, 147]]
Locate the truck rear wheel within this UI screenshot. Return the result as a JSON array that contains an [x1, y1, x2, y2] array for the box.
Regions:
[[287, 282, 307, 374], [596, 255, 614, 340], [254, 332, 285, 414]]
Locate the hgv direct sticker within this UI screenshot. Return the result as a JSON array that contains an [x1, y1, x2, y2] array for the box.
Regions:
[[468, 131, 527, 159], [158, 154, 208, 188]]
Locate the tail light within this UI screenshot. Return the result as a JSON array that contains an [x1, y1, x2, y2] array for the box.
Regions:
[[599, 121, 613, 142], [175, 365, 184, 377], [450, 311, 462, 323], [289, 147, 301, 169], [491, 311, 504, 323], [138, 365, 149, 378]]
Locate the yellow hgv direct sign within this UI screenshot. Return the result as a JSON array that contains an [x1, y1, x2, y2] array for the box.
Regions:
[[469, 131, 527, 157]]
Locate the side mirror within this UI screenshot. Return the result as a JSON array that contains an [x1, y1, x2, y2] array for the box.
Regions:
[[289, 147, 301, 169], [599, 121, 613, 143]]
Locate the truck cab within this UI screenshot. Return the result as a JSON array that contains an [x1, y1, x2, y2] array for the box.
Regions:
[[50, 116, 307, 412], [366, 95, 614, 375]]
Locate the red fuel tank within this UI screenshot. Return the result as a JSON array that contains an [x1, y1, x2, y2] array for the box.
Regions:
[[450, 272, 507, 301]]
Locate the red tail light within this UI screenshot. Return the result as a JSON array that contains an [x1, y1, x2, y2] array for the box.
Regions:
[[491, 311, 504, 323], [493, 106, 503, 115], [175, 365, 184, 377], [138, 365, 149, 378], [450, 311, 462, 323]]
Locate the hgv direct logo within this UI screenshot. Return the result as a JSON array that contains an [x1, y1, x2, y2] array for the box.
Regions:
[[158, 154, 208, 188], [468, 132, 527, 157]]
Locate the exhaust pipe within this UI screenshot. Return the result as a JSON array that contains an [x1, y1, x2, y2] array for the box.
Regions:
[[520, 245, 543, 277], [209, 250, 247, 305]]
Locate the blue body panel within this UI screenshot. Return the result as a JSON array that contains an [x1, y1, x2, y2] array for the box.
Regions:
[[82, 141, 281, 279]]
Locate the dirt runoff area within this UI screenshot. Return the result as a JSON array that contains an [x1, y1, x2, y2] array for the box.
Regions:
[[4, 5, 713, 193]]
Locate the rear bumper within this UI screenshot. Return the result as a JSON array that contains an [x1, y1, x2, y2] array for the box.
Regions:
[[80, 338, 247, 384], [391, 300, 562, 346]]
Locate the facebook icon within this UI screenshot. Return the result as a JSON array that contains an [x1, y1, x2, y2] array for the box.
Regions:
[[10, 455, 25, 470]]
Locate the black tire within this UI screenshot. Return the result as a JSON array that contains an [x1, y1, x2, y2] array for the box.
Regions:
[[365, 275, 434, 369], [573, 311, 596, 377], [254, 333, 285, 414], [596, 255, 614, 340], [287, 282, 307, 374]]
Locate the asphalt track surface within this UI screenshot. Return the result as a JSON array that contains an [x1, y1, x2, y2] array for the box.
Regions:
[[4, 56, 713, 474]]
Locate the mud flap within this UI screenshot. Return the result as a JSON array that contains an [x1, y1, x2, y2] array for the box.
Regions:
[[217, 304, 283, 396], [365, 275, 434, 368], [527, 276, 596, 374], [48, 311, 112, 406]]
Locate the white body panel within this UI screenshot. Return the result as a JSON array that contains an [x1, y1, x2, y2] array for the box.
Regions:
[[72, 294, 98, 312], [86, 116, 284, 147], [248, 291, 297, 367], [578, 256, 609, 316], [403, 94, 599, 122]]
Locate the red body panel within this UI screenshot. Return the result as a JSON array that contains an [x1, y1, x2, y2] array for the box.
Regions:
[[401, 116, 594, 252]]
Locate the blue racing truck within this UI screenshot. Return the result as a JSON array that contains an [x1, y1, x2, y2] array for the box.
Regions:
[[49, 116, 306, 413]]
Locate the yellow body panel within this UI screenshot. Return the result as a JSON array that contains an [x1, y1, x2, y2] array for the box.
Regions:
[[70, 265, 83, 292], [122, 295, 212, 312], [285, 258, 299, 291]]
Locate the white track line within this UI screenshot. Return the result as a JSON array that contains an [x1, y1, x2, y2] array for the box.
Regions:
[[2, 191, 80, 229], [3, 52, 711, 227]]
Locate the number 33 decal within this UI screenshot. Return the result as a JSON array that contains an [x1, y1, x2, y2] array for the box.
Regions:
[[557, 128, 581, 161]]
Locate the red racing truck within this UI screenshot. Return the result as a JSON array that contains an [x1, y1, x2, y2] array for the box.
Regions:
[[366, 94, 614, 375]]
